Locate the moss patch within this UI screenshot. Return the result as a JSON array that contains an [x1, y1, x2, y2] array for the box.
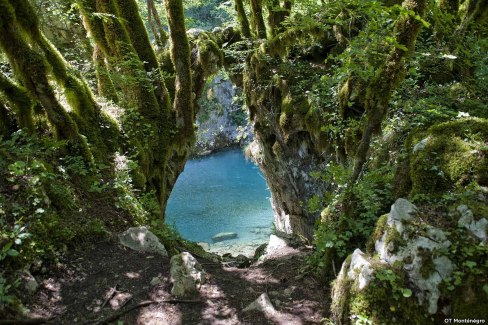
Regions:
[[410, 118, 488, 197]]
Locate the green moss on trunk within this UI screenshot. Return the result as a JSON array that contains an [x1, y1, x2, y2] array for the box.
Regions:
[[0, 73, 34, 132], [234, 0, 251, 38], [249, 0, 267, 39]]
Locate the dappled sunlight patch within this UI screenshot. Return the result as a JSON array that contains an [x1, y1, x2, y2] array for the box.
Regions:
[[281, 299, 323, 322], [27, 277, 66, 320], [125, 271, 141, 279], [137, 305, 183, 325], [199, 282, 240, 324], [228, 266, 280, 285]]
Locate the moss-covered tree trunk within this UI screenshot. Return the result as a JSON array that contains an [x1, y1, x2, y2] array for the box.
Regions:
[[0, 73, 34, 133], [93, 44, 118, 102], [0, 0, 96, 162], [249, 0, 267, 39], [267, 0, 291, 37], [164, 0, 193, 140], [77, 0, 219, 218], [147, 0, 168, 47], [234, 0, 252, 38], [351, 0, 427, 182]]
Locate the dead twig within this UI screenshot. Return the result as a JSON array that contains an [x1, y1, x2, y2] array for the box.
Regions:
[[100, 284, 118, 309]]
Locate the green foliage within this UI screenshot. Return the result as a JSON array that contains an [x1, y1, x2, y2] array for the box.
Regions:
[[185, 0, 233, 30], [307, 161, 394, 276]]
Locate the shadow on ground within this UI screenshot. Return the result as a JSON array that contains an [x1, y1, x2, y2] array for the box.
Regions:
[[24, 239, 329, 324]]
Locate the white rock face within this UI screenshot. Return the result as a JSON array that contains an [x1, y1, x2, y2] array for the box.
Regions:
[[374, 199, 454, 314], [267, 234, 289, 255], [118, 226, 168, 256], [346, 249, 373, 290], [457, 204, 487, 241], [170, 252, 205, 298]]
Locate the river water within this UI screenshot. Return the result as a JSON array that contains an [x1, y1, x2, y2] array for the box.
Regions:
[[165, 148, 273, 249]]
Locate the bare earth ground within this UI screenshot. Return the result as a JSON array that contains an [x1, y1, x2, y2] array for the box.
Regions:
[[21, 239, 329, 324]]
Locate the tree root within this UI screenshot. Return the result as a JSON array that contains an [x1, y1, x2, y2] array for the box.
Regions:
[[0, 319, 49, 325]]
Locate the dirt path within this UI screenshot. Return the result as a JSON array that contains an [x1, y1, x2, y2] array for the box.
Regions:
[[22, 239, 329, 324]]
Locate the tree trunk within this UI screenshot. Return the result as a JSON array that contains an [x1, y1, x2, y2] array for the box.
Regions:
[[249, 0, 267, 39], [93, 44, 118, 102], [164, 0, 193, 140], [234, 0, 252, 38]]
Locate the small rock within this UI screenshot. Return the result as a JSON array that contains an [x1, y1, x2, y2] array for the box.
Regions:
[[22, 271, 39, 295], [243, 293, 276, 314], [268, 290, 279, 297], [150, 277, 162, 286], [235, 254, 251, 268], [457, 205, 487, 241], [212, 232, 238, 243], [347, 249, 373, 290], [283, 286, 296, 297], [118, 226, 168, 256], [413, 137, 430, 153], [109, 292, 132, 310]]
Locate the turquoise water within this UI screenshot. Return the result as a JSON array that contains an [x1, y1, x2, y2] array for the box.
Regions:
[[165, 148, 273, 244]]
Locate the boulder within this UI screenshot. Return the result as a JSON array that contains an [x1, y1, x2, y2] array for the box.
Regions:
[[170, 252, 205, 298], [118, 226, 168, 256], [212, 232, 238, 243], [457, 204, 487, 241]]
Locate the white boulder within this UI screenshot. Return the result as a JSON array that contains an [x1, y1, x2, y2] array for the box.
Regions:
[[118, 226, 168, 256], [170, 252, 205, 298]]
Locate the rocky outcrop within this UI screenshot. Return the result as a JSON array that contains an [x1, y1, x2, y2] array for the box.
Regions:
[[118, 227, 168, 256], [231, 54, 332, 241], [331, 198, 488, 324], [194, 72, 252, 155], [245, 135, 328, 241], [170, 252, 205, 298]]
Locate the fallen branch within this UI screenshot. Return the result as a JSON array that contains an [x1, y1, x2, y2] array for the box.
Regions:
[[85, 299, 202, 325]]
